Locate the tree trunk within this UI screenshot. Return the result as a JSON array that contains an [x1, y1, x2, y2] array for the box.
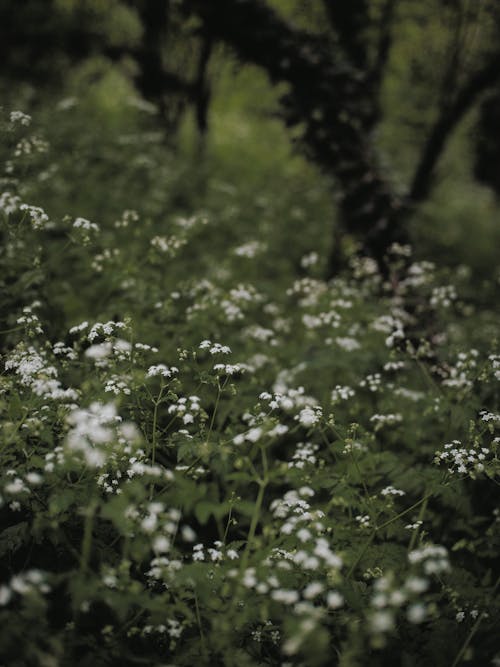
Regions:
[[184, 0, 406, 272], [184, 0, 500, 275]]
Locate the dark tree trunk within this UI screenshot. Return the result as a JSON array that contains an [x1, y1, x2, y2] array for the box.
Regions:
[[184, 0, 500, 275], [134, 0, 170, 108], [193, 35, 213, 139], [410, 53, 500, 203], [183, 0, 407, 274], [474, 90, 500, 196]]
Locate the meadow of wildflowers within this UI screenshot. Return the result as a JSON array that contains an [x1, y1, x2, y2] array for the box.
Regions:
[[1, 108, 499, 666]]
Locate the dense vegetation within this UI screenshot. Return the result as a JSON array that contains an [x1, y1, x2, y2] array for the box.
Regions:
[[1, 2, 500, 665]]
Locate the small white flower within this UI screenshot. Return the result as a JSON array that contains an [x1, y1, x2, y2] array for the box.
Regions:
[[303, 582, 324, 599], [370, 610, 394, 633], [147, 364, 179, 379], [296, 406, 322, 427], [10, 110, 32, 126], [271, 589, 299, 604], [153, 536, 170, 553], [0, 586, 12, 606], [407, 603, 426, 624], [326, 591, 344, 609]]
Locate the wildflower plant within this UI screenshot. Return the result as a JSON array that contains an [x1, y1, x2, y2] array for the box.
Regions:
[[0, 109, 499, 666]]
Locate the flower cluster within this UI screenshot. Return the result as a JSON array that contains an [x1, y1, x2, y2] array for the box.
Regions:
[[434, 439, 492, 476]]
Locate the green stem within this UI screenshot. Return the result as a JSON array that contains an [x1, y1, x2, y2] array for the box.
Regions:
[[0, 325, 24, 334], [415, 358, 443, 396], [451, 576, 500, 667], [223, 501, 234, 545], [240, 481, 266, 573], [347, 492, 433, 578], [232, 446, 269, 612], [347, 530, 376, 579], [2, 410, 29, 450], [194, 589, 208, 657], [378, 492, 433, 531], [206, 379, 226, 446], [150, 385, 164, 467], [407, 493, 429, 552], [349, 448, 375, 517], [80, 501, 98, 573], [319, 428, 338, 464]]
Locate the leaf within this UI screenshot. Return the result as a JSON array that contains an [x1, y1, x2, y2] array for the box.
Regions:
[[224, 471, 255, 483], [233, 499, 256, 517], [194, 501, 223, 524], [48, 489, 77, 516], [0, 521, 30, 557]]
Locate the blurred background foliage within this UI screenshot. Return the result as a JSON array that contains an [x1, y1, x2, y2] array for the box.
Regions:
[[1, 0, 500, 284]]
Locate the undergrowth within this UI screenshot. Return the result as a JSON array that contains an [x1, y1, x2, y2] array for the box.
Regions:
[[1, 108, 499, 666]]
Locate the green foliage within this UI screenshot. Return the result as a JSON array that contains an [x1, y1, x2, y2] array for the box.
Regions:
[[0, 104, 499, 666]]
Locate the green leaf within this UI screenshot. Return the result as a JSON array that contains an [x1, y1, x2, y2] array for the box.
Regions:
[[0, 521, 30, 557]]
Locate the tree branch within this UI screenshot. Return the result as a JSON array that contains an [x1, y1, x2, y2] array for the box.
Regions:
[[185, 0, 500, 270], [184, 0, 404, 263], [371, 0, 397, 92], [410, 52, 500, 202], [193, 35, 213, 136], [321, 0, 370, 68]]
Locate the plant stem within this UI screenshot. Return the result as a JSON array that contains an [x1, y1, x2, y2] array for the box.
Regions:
[[407, 492, 429, 552], [150, 385, 164, 466], [223, 500, 234, 544], [2, 410, 29, 450], [347, 530, 376, 579], [347, 492, 433, 578], [378, 492, 433, 531], [349, 447, 375, 517], [451, 575, 500, 667], [231, 446, 269, 614], [194, 589, 208, 657], [0, 325, 24, 334], [80, 501, 98, 573], [240, 480, 266, 573], [206, 379, 225, 446]]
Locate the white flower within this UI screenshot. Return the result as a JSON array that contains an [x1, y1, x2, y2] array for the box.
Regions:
[[331, 385, 355, 402], [296, 406, 322, 427], [380, 486, 405, 497], [300, 251, 319, 268], [69, 321, 89, 335], [234, 240, 263, 258], [153, 536, 170, 553], [19, 204, 50, 229], [370, 610, 395, 633], [147, 364, 179, 379], [271, 589, 299, 604], [0, 191, 21, 214], [303, 582, 324, 599], [407, 603, 426, 624], [181, 525, 196, 542], [73, 217, 99, 232], [246, 427, 262, 443], [213, 363, 242, 376], [297, 528, 312, 542], [336, 337, 360, 351], [0, 586, 12, 606], [10, 110, 31, 126], [326, 591, 344, 609], [4, 478, 27, 495], [199, 340, 231, 355]]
